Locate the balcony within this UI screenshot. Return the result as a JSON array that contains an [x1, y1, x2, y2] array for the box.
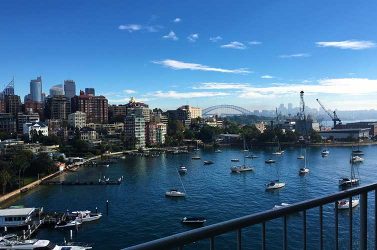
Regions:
[[123, 183, 377, 250]]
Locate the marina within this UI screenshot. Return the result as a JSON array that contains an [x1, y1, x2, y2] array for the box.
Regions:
[[1, 145, 377, 249]]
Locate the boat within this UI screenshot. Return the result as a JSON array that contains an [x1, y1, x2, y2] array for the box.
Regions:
[[203, 160, 214, 165], [230, 165, 254, 173], [272, 137, 284, 155], [0, 237, 92, 249], [299, 149, 309, 175], [337, 199, 359, 210], [165, 189, 186, 197], [265, 180, 285, 190], [245, 155, 258, 159], [71, 211, 102, 222], [215, 149, 222, 153], [351, 156, 364, 163], [231, 159, 239, 162], [181, 217, 206, 226], [338, 177, 359, 187], [265, 159, 275, 164], [191, 156, 201, 160], [178, 166, 187, 174], [297, 145, 304, 160], [321, 148, 329, 157], [273, 202, 290, 209], [55, 219, 82, 228]]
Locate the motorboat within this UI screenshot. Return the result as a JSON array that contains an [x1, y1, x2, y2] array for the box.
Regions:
[[71, 211, 102, 222], [231, 159, 240, 162], [299, 167, 309, 175], [245, 155, 258, 159], [181, 217, 206, 226], [55, 219, 82, 228], [297, 155, 305, 160], [266, 180, 285, 190], [273, 202, 290, 209], [272, 151, 284, 155], [352, 149, 364, 156], [178, 166, 188, 174], [338, 177, 359, 188], [265, 159, 276, 164], [321, 149, 329, 157], [351, 156, 364, 163], [191, 156, 201, 160], [215, 149, 222, 153], [230, 165, 254, 173], [203, 160, 214, 165], [0, 238, 92, 249], [165, 189, 186, 197], [337, 199, 359, 210]]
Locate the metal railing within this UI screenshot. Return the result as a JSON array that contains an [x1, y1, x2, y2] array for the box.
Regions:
[[123, 183, 377, 250]]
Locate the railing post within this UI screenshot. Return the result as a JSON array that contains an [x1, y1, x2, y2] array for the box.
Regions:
[[262, 222, 266, 250], [284, 216, 287, 250], [360, 192, 367, 250], [349, 197, 353, 250], [237, 229, 242, 250], [320, 205, 323, 250], [335, 201, 339, 250], [210, 237, 215, 250], [303, 210, 307, 250]]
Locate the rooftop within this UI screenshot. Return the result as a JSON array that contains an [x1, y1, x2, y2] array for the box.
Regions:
[[0, 208, 35, 217]]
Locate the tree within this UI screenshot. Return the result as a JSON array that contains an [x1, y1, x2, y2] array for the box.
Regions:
[[198, 126, 221, 143], [12, 150, 33, 188], [27, 153, 56, 177], [0, 161, 12, 194]]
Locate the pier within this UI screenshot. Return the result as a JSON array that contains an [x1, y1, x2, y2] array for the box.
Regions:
[[41, 180, 122, 185]]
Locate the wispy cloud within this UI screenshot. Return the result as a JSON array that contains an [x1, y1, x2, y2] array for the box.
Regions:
[[221, 41, 247, 50], [261, 75, 275, 79], [123, 89, 136, 94], [173, 18, 181, 23], [118, 24, 161, 32], [279, 53, 311, 58], [153, 59, 251, 74], [249, 41, 262, 45], [316, 40, 376, 50], [187, 33, 199, 42], [209, 36, 222, 42], [193, 82, 249, 90], [149, 91, 229, 99], [162, 31, 178, 40]]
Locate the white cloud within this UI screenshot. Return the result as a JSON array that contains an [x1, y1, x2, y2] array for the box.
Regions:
[[316, 40, 376, 50], [118, 24, 161, 33], [209, 36, 222, 42], [261, 75, 275, 79], [193, 83, 249, 90], [187, 33, 199, 42], [221, 41, 247, 50], [153, 59, 251, 74], [149, 91, 229, 99], [173, 18, 181, 23], [123, 89, 136, 94], [279, 53, 311, 58], [163, 31, 178, 40], [249, 41, 262, 45]]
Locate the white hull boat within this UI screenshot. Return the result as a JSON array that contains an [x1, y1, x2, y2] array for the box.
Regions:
[[72, 211, 102, 222], [321, 150, 329, 157], [266, 180, 285, 190], [0, 238, 92, 249], [165, 189, 186, 197], [273, 203, 290, 209], [337, 199, 359, 210], [297, 155, 304, 160], [272, 151, 284, 155], [55, 220, 82, 228], [191, 156, 201, 160], [265, 159, 275, 164], [351, 156, 364, 163], [230, 166, 254, 173], [299, 167, 309, 175], [339, 178, 359, 187]]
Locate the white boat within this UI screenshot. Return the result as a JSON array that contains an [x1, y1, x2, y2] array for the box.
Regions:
[[265, 159, 275, 164], [71, 211, 102, 222], [203, 160, 214, 165], [178, 166, 188, 174], [231, 159, 239, 162], [351, 156, 364, 163], [181, 217, 206, 226], [272, 151, 284, 155], [0, 237, 91, 249], [165, 189, 186, 197], [191, 156, 201, 160], [297, 155, 304, 160], [215, 149, 222, 153], [55, 219, 82, 228], [321, 149, 329, 157], [273, 202, 290, 209], [230, 165, 254, 173], [299, 149, 309, 175], [338, 177, 359, 187], [337, 199, 359, 210], [265, 180, 285, 190]]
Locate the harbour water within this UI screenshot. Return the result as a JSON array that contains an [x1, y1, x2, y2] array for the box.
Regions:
[[3, 145, 377, 249]]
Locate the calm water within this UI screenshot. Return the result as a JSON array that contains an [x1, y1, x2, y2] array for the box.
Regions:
[[3, 145, 377, 249]]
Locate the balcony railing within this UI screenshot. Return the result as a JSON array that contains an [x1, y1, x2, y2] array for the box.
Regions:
[[123, 183, 377, 250]]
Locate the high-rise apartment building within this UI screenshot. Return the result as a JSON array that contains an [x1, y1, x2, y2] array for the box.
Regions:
[[126, 97, 150, 122], [179, 105, 202, 120], [49, 84, 64, 96], [17, 112, 40, 133], [64, 80, 76, 99], [45, 95, 70, 120], [125, 114, 145, 149], [30, 76, 42, 102], [71, 90, 108, 123], [5, 95, 21, 116], [85, 88, 95, 96]]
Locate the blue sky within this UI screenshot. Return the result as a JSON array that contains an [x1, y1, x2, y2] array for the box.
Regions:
[[1, 0, 377, 110]]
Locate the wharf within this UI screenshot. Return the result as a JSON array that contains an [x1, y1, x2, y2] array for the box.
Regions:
[[41, 180, 122, 185]]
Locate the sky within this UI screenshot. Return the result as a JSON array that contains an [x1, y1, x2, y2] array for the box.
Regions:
[[1, 0, 377, 110]]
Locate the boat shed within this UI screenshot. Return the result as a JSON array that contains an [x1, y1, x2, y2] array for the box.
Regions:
[[0, 208, 36, 228], [320, 128, 370, 140]]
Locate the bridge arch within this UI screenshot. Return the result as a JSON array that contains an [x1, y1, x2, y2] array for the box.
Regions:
[[202, 105, 252, 116]]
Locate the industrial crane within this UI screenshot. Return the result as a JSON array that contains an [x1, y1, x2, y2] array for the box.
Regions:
[[316, 98, 342, 128]]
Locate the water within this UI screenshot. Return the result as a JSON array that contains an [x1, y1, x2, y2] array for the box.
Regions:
[[3, 145, 377, 249]]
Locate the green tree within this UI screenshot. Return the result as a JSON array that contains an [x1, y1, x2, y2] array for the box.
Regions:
[[12, 150, 33, 188], [0, 161, 13, 194]]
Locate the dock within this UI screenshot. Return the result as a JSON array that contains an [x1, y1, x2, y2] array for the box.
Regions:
[[41, 180, 122, 185]]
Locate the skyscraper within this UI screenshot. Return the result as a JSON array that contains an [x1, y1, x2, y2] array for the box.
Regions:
[[50, 84, 64, 96], [30, 76, 42, 102], [64, 80, 76, 99], [85, 88, 95, 96]]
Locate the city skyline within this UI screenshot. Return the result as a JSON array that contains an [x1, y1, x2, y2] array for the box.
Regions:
[[2, 1, 377, 110]]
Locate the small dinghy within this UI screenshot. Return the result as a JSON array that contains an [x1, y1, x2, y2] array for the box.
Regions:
[[265, 159, 276, 164], [55, 219, 82, 228], [203, 160, 214, 165]]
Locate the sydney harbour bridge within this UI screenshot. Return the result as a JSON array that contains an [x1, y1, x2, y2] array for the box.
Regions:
[[202, 105, 252, 117]]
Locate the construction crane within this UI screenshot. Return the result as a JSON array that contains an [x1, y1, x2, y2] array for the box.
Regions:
[[299, 90, 305, 120], [316, 98, 342, 128]]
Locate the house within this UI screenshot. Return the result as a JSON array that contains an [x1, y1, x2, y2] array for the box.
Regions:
[[23, 122, 48, 139]]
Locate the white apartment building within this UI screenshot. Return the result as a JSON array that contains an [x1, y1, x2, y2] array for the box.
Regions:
[[68, 111, 87, 128]]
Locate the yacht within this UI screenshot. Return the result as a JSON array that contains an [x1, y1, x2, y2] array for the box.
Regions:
[[297, 155, 305, 160], [215, 149, 222, 153], [0, 238, 92, 249], [321, 149, 329, 157], [231, 159, 240, 162], [338, 177, 359, 188], [191, 156, 201, 160], [273, 203, 290, 209], [265, 159, 276, 164], [230, 165, 254, 173], [165, 189, 186, 197], [337, 199, 360, 210], [203, 160, 214, 165], [178, 166, 187, 174], [265, 180, 285, 190], [351, 156, 364, 163], [55, 219, 82, 228], [181, 217, 206, 226], [71, 211, 102, 222], [299, 167, 309, 175]]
